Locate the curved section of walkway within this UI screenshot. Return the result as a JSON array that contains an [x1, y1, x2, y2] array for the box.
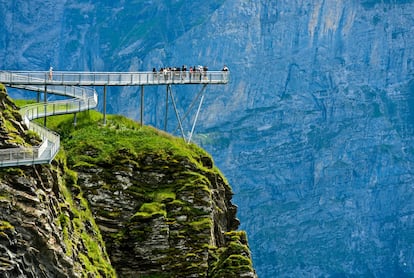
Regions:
[[0, 73, 98, 167]]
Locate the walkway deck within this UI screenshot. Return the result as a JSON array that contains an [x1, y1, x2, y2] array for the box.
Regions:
[[0, 70, 229, 86]]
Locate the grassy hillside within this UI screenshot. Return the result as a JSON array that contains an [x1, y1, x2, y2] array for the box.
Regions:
[[39, 110, 215, 171]]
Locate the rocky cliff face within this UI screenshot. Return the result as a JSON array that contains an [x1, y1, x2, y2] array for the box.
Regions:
[[0, 84, 40, 149], [0, 89, 116, 277], [61, 112, 257, 277], [0, 88, 256, 277], [0, 164, 116, 277], [75, 147, 247, 277]]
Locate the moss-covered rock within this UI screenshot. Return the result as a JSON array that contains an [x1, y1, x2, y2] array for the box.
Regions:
[[48, 110, 256, 277], [0, 161, 116, 277], [0, 89, 115, 277], [0, 84, 41, 148], [0, 90, 257, 277]]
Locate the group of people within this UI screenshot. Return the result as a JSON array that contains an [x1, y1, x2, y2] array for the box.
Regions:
[[152, 65, 208, 74], [151, 64, 228, 82], [150, 64, 221, 81]]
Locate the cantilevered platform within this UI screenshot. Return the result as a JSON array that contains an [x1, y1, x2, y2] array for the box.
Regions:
[[0, 70, 229, 86]]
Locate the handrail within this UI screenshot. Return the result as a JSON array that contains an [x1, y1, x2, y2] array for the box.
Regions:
[[0, 73, 98, 167], [0, 70, 229, 86]]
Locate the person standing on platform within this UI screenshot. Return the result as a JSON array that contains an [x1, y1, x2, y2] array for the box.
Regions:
[[48, 66, 53, 80], [222, 65, 229, 81], [181, 65, 187, 80]]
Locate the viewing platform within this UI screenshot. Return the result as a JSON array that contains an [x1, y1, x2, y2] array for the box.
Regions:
[[0, 70, 229, 86], [0, 69, 229, 167]]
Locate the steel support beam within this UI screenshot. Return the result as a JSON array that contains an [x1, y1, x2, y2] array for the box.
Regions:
[[103, 85, 107, 125], [140, 85, 144, 126], [44, 85, 47, 126]]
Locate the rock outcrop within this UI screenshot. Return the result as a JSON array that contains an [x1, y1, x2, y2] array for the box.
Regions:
[[0, 84, 40, 149], [75, 145, 248, 277], [64, 115, 257, 277], [0, 86, 116, 277], [0, 164, 116, 278], [0, 87, 256, 277]]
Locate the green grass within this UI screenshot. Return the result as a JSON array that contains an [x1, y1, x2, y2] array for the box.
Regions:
[[13, 99, 37, 107], [38, 110, 213, 171]]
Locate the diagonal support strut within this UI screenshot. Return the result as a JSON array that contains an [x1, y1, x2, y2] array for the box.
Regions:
[[166, 84, 208, 143]]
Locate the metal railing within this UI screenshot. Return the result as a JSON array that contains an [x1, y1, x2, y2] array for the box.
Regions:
[[0, 70, 229, 86], [0, 73, 98, 167]]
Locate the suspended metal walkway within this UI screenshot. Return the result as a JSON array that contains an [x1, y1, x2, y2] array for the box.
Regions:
[[0, 70, 229, 167], [1, 70, 229, 86]]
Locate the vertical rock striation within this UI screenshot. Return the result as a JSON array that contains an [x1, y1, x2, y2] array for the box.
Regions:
[[69, 124, 257, 277], [0, 88, 116, 277]]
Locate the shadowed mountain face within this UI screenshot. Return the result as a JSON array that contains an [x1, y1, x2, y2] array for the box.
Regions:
[[1, 0, 414, 277]]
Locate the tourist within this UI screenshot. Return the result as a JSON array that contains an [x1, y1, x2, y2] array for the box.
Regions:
[[48, 66, 53, 80]]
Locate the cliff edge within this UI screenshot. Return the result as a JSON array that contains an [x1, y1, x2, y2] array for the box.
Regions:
[[0, 86, 256, 277]]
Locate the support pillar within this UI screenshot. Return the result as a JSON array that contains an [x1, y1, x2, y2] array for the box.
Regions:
[[140, 85, 144, 126], [164, 85, 169, 131], [44, 85, 47, 127], [103, 85, 107, 125]]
